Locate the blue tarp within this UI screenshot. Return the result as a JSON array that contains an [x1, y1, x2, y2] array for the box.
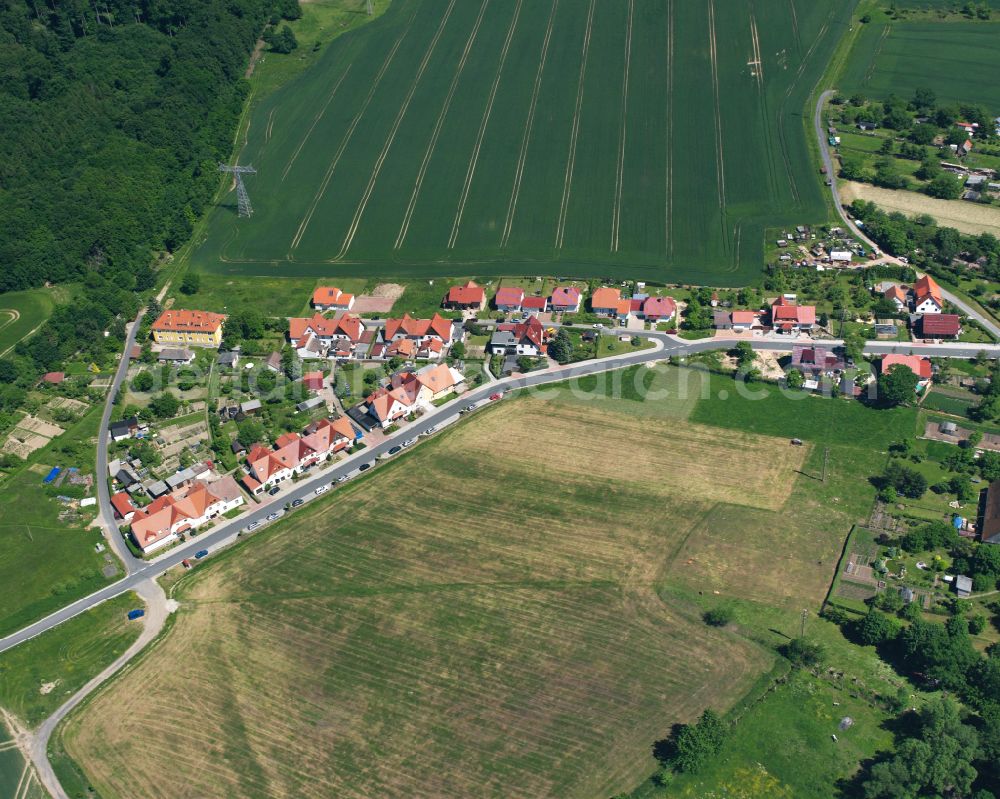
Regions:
[[42, 467, 61, 484]]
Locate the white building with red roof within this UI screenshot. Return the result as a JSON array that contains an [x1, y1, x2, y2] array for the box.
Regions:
[[381, 313, 453, 349], [362, 365, 465, 427], [442, 280, 486, 311], [245, 417, 359, 492], [111, 491, 137, 522], [129, 475, 244, 554], [883, 285, 909, 312], [880, 354, 932, 389], [770, 297, 816, 335], [495, 287, 525, 312], [488, 316, 547, 356], [288, 314, 366, 359], [549, 286, 582, 313], [913, 275, 943, 315], [311, 286, 355, 311], [637, 296, 676, 322]]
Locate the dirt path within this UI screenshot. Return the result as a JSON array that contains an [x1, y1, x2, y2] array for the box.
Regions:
[[28, 578, 171, 799], [245, 38, 266, 79]]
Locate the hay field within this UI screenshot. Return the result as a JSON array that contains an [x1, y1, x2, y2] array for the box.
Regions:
[[193, 0, 853, 286], [841, 181, 1000, 237], [59, 397, 836, 799]]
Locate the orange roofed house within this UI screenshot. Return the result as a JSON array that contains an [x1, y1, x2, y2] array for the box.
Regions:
[[363, 363, 466, 428], [129, 475, 244, 554], [880, 354, 932, 387], [288, 314, 366, 360], [152, 310, 226, 348], [770, 297, 816, 335], [311, 286, 355, 312], [243, 417, 359, 494], [442, 280, 486, 311], [378, 313, 453, 360], [913, 275, 943, 315]]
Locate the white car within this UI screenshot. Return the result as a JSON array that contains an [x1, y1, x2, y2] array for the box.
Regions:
[[314, 484, 330, 495], [402, 438, 417, 448], [422, 426, 437, 436]]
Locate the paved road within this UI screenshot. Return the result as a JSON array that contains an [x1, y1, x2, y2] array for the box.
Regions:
[[95, 310, 146, 575], [814, 91, 1000, 340], [5, 330, 1000, 657]]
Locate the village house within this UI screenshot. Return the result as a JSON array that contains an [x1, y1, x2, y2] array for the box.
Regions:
[[913, 275, 943, 315], [381, 313, 453, 352], [770, 297, 816, 335], [791, 346, 845, 378], [521, 295, 548, 315], [488, 316, 547, 357], [129, 474, 244, 554], [243, 416, 359, 493], [591, 287, 624, 317], [494, 287, 525, 312], [549, 286, 582, 313], [109, 416, 140, 442], [442, 280, 486, 311], [362, 364, 465, 428], [110, 491, 137, 522], [919, 313, 962, 339], [288, 314, 366, 359], [880, 354, 932, 389], [151, 310, 226, 348], [883, 285, 909, 312], [311, 286, 355, 312], [157, 347, 195, 365], [302, 371, 324, 392], [713, 310, 763, 333], [635, 295, 676, 323]]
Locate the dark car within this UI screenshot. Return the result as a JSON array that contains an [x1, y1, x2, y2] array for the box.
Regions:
[[268, 485, 280, 496], [291, 498, 305, 508], [195, 549, 209, 559], [358, 463, 372, 472], [388, 445, 402, 456]]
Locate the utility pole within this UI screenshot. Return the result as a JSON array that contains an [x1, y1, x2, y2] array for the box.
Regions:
[[218, 163, 257, 218], [800, 608, 809, 638]]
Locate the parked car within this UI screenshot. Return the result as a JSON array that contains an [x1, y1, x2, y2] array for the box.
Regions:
[[266, 511, 283, 521], [388, 445, 402, 456], [402, 439, 417, 447], [181, 559, 191, 569], [358, 462, 372, 472], [465, 404, 477, 412], [127, 609, 145, 621], [268, 485, 280, 496], [335, 476, 348, 483], [291, 498, 305, 508], [489, 393, 503, 401], [244, 520, 263, 533], [314, 484, 330, 495], [195, 549, 209, 559], [422, 425, 437, 436]]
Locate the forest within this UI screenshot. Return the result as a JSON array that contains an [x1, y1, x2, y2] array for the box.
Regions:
[[0, 0, 295, 293]]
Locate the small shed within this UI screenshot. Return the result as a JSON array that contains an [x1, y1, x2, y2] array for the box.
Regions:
[[956, 575, 973, 598], [240, 399, 262, 415], [296, 396, 325, 413]]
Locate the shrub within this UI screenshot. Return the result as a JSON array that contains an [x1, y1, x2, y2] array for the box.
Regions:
[[703, 607, 734, 627]]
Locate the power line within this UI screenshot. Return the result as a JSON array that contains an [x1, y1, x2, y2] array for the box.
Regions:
[[218, 163, 257, 218]]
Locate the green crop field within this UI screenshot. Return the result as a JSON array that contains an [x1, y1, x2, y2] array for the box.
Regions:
[[190, 0, 853, 287], [0, 289, 56, 358], [839, 19, 1000, 109], [0, 718, 45, 799]]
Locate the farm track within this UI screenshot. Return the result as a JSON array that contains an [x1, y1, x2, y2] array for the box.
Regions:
[[555, 0, 596, 251], [289, 7, 418, 251], [395, 0, 489, 250], [336, 0, 458, 260], [280, 65, 353, 182], [500, 0, 559, 249], [749, 2, 780, 202], [447, 0, 524, 250], [610, 0, 634, 253], [706, 0, 727, 250]]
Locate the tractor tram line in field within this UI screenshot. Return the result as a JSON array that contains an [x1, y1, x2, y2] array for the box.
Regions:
[[554, 0, 596, 251], [335, 0, 458, 261], [665, 0, 675, 258], [290, 7, 419, 252], [610, 0, 634, 254], [706, 0, 729, 253], [280, 64, 353, 183], [749, 2, 781, 203], [500, 0, 559, 250], [447, 0, 524, 251], [394, 0, 489, 251]]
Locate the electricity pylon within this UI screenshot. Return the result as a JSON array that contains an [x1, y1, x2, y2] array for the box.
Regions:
[[219, 163, 257, 218]]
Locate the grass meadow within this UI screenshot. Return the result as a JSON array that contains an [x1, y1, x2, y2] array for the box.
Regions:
[[191, 0, 852, 286], [0, 593, 142, 728], [58, 364, 896, 799], [0, 288, 57, 357], [839, 19, 1000, 108]]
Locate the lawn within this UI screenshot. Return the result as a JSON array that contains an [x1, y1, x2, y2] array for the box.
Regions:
[[0, 288, 57, 357], [839, 19, 1000, 109], [173, 274, 372, 317], [0, 407, 122, 637], [0, 593, 143, 728], [190, 0, 852, 286], [921, 388, 975, 416], [55, 389, 869, 799]]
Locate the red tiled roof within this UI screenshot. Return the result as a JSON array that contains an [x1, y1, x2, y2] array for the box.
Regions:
[[495, 287, 525, 307], [591, 287, 621, 310], [642, 296, 676, 319], [921, 313, 961, 336], [302, 371, 324, 391], [311, 286, 354, 308], [884, 286, 908, 303], [914, 275, 942, 303], [383, 313, 452, 341], [771, 298, 815, 324], [881, 354, 932, 380], [731, 310, 756, 324], [42, 372, 64, 384], [550, 286, 581, 307], [288, 314, 364, 343], [445, 280, 485, 306], [152, 310, 226, 333], [111, 491, 136, 518], [522, 296, 547, 310]]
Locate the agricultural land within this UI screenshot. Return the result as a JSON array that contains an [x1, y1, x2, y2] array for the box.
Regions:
[[0, 289, 57, 359], [58, 366, 888, 799], [191, 0, 853, 286]]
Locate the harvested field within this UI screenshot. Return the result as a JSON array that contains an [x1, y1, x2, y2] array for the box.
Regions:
[[841, 182, 1000, 237], [192, 0, 853, 285], [62, 397, 818, 799]]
